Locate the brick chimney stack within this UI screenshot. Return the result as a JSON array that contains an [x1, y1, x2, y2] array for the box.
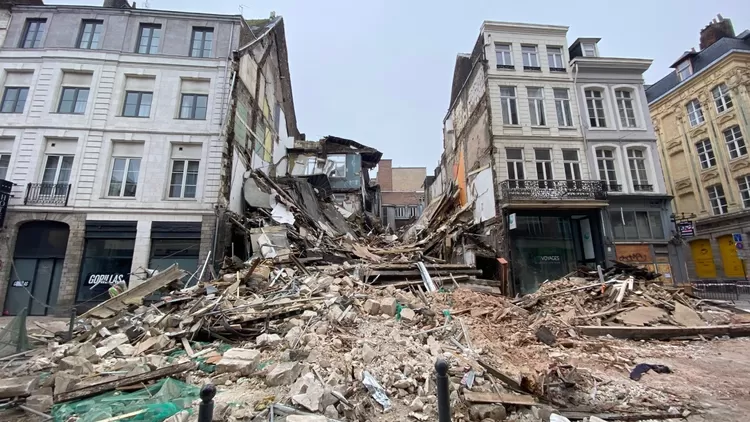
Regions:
[[378, 159, 393, 191], [700, 14, 734, 50]]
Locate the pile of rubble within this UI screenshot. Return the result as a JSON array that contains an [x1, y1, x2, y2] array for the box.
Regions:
[[2, 172, 750, 421]]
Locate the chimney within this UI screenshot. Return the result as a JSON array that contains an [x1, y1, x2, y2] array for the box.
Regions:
[[378, 159, 393, 191], [103, 0, 132, 8], [700, 14, 734, 50]]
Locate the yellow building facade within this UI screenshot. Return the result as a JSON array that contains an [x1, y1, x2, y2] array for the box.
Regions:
[[647, 19, 750, 280]]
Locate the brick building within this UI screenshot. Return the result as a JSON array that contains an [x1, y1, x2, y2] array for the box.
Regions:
[[375, 159, 426, 230]]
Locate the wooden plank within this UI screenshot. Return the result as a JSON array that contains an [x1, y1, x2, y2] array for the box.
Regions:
[[560, 411, 684, 421], [366, 269, 482, 278], [54, 361, 196, 403], [477, 359, 528, 395], [576, 324, 750, 340], [181, 338, 195, 357], [463, 390, 537, 406]]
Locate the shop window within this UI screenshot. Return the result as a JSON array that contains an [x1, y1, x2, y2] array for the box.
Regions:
[[77, 238, 135, 302], [149, 238, 200, 273], [610, 210, 665, 240]]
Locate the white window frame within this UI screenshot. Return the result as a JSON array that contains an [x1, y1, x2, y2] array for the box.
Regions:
[[41, 154, 74, 185], [724, 125, 747, 159], [676, 60, 692, 81], [627, 148, 650, 191], [707, 184, 728, 215], [695, 139, 716, 169], [521, 45, 539, 68], [553, 88, 573, 127], [534, 149, 553, 187], [169, 159, 200, 199], [107, 157, 141, 198], [712, 83, 733, 114], [495, 44, 513, 67], [738, 176, 750, 209], [505, 148, 525, 186], [585, 88, 607, 128], [499, 86, 518, 125], [686, 99, 704, 127], [527, 87, 546, 126], [327, 154, 347, 178], [547, 46, 565, 69], [562, 149, 581, 182], [582, 43, 597, 57], [615, 89, 637, 128], [595, 148, 619, 190], [0, 153, 11, 180]]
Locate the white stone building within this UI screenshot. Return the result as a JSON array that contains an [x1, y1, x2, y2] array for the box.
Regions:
[[0, 1, 254, 314]]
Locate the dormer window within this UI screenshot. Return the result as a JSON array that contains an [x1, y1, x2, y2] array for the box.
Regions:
[[676, 60, 692, 81], [582, 43, 597, 57]]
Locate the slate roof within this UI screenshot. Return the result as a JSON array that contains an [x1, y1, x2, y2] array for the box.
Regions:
[[645, 34, 750, 104]]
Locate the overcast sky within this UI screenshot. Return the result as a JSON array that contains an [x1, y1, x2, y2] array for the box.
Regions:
[[50, 0, 749, 173]]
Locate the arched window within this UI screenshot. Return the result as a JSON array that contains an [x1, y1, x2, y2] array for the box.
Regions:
[[584, 89, 606, 128], [615, 88, 637, 128], [595, 148, 619, 191], [627, 147, 652, 192]]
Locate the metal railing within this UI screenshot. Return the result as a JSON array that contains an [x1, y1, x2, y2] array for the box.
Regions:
[[500, 179, 608, 202], [602, 182, 622, 192], [633, 184, 654, 192], [690, 279, 750, 301], [24, 183, 71, 206]]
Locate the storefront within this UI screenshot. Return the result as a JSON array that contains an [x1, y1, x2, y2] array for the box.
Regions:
[[149, 222, 201, 276], [4, 221, 69, 316], [508, 210, 606, 294], [77, 221, 136, 305]]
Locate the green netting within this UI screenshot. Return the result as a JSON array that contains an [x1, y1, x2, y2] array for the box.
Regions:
[[0, 307, 30, 358], [52, 378, 200, 422]]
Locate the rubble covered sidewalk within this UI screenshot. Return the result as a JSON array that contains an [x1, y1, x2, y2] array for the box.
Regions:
[[2, 170, 750, 422]]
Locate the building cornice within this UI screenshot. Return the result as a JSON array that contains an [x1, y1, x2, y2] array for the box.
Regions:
[[571, 57, 652, 73], [12, 4, 244, 22], [486, 73, 575, 84], [0, 49, 227, 69], [481, 20, 568, 37]]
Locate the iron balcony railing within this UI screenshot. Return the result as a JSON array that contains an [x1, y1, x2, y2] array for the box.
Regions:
[[633, 184, 654, 192], [500, 179, 608, 202], [602, 182, 622, 192], [24, 183, 71, 206]]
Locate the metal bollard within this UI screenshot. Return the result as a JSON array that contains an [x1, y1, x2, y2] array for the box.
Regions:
[[67, 308, 77, 342], [435, 358, 451, 422], [198, 384, 216, 422]]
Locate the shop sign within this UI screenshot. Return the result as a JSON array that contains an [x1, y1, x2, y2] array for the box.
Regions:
[[677, 221, 695, 238], [12, 280, 30, 288], [533, 255, 561, 264], [86, 273, 127, 287], [615, 244, 651, 263]]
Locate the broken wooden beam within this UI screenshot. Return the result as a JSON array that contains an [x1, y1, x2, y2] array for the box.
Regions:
[[54, 361, 196, 403], [366, 269, 482, 278], [462, 390, 537, 406], [560, 410, 687, 421], [576, 324, 750, 340]]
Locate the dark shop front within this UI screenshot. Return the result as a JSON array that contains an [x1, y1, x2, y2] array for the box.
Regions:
[[507, 210, 606, 295], [149, 222, 201, 275], [77, 221, 136, 305]]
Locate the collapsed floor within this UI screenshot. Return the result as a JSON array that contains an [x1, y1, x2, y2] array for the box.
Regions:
[[2, 172, 750, 422]]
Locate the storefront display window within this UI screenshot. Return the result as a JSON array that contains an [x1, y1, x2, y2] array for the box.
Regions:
[[77, 238, 135, 302], [149, 238, 200, 274], [610, 210, 666, 240]]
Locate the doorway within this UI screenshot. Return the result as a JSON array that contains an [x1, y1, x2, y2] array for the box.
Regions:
[[4, 221, 69, 316]]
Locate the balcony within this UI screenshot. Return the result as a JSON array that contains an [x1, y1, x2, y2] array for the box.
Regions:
[[602, 182, 622, 192], [24, 183, 71, 206], [500, 179, 608, 206], [633, 184, 654, 192]]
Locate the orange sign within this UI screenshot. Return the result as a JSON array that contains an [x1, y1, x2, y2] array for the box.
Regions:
[[615, 244, 652, 263]]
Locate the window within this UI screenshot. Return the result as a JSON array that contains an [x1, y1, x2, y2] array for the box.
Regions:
[[686, 99, 704, 127], [327, 155, 346, 178], [495, 44, 513, 68], [42, 155, 74, 193], [582, 43, 596, 57], [585, 89, 606, 127], [136, 23, 161, 54], [562, 149, 581, 184], [615, 89, 637, 128], [738, 176, 750, 208], [305, 157, 319, 174], [0, 87, 29, 113], [122, 91, 152, 117], [547, 46, 565, 70], [521, 45, 539, 69], [627, 149, 651, 191], [535, 149, 553, 188], [499, 87, 518, 125], [190, 27, 213, 58], [610, 211, 665, 240], [78, 20, 103, 49], [506, 148, 524, 188], [20, 18, 45, 48], [554, 88, 573, 127], [57, 87, 89, 114], [0, 154, 10, 180], [712, 83, 733, 113], [676, 60, 692, 81], [724, 125, 747, 159], [707, 185, 728, 215], [179, 94, 208, 120], [527, 87, 546, 126], [169, 160, 199, 199], [596, 149, 619, 191], [695, 139, 716, 169], [107, 157, 140, 197]]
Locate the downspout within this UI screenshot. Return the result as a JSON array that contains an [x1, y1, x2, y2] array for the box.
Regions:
[[220, 21, 236, 123]]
